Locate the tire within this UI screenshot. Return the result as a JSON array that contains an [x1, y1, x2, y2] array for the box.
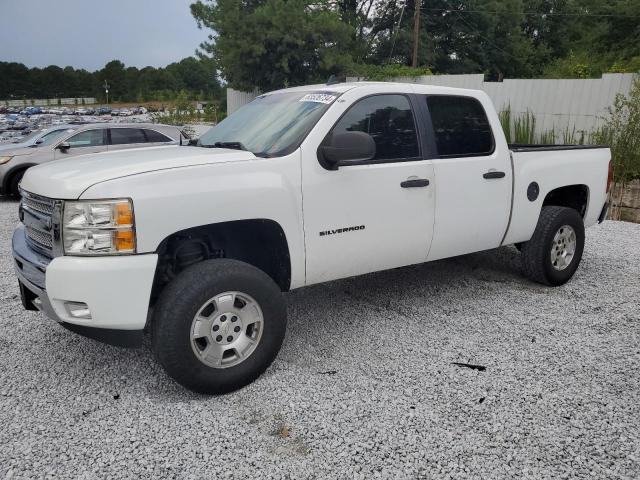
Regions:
[[9, 170, 25, 197], [152, 259, 287, 394], [521, 206, 585, 286]]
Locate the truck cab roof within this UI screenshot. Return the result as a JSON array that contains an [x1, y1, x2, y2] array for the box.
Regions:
[[266, 81, 483, 98]]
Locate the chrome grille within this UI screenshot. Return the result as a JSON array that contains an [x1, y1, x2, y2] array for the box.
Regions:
[[25, 226, 53, 249], [22, 195, 54, 216], [20, 191, 57, 257]]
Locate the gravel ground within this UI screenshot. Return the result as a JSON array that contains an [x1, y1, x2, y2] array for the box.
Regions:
[[0, 197, 638, 479]]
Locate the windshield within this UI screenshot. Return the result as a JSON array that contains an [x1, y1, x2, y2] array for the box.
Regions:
[[198, 91, 338, 157], [39, 128, 76, 146]]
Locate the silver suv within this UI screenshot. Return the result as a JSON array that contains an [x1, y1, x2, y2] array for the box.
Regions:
[[0, 123, 183, 196]]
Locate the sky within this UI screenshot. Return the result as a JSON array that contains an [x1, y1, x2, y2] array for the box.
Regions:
[[0, 0, 209, 71]]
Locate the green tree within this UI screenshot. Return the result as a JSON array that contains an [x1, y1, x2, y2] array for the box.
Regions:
[[592, 79, 640, 219], [99, 60, 126, 101], [191, 0, 354, 91]]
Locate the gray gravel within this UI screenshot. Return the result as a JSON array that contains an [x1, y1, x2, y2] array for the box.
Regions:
[[0, 196, 638, 479]]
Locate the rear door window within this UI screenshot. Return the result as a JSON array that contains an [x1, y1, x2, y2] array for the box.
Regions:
[[426, 96, 494, 157], [110, 128, 146, 145]]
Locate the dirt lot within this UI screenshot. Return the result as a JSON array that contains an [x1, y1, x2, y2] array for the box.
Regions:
[[0, 197, 638, 479]]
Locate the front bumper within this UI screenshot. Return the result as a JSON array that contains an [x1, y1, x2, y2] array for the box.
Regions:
[[13, 226, 158, 347]]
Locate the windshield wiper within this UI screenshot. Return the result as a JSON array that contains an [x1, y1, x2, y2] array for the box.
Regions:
[[202, 141, 248, 151]]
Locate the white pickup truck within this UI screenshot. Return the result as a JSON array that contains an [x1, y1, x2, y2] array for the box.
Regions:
[[13, 82, 611, 393]]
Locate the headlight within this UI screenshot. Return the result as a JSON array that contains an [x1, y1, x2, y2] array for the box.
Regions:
[[62, 199, 136, 255], [0, 156, 13, 165]]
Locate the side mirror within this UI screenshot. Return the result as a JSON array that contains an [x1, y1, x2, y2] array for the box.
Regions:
[[318, 131, 376, 170], [35, 139, 44, 145], [57, 142, 70, 151]]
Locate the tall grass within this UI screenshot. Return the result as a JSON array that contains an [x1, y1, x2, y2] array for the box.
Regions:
[[498, 105, 513, 144], [538, 128, 556, 144], [591, 79, 640, 219], [499, 108, 591, 145], [513, 111, 536, 144]]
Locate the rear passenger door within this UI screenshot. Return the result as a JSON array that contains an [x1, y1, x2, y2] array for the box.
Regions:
[[421, 94, 512, 261]]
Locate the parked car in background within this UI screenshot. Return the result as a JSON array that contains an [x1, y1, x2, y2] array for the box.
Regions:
[[0, 125, 75, 151], [0, 123, 182, 196], [97, 107, 111, 115], [110, 109, 121, 116]]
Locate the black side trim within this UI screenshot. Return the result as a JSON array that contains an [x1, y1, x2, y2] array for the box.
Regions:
[[59, 322, 143, 348], [509, 144, 608, 152]]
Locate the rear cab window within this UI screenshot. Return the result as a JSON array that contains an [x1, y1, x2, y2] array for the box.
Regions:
[[426, 95, 494, 157]]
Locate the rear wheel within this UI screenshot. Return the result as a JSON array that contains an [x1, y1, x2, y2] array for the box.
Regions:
[[152, 259, 287, 394], [521, 206, 585, 286]]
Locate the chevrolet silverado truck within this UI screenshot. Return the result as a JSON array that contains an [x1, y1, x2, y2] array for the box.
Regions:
[[13, 82, 611, 394]]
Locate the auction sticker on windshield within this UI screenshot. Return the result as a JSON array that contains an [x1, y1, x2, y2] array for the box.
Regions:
[[299, 93, 337, 104]]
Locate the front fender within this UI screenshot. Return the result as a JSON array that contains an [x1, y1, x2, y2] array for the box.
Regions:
[[80, 152, 306, 289]]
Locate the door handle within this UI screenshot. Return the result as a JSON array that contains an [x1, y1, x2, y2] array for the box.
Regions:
[[483, 171, 506, 179], [400, 178, 430, 188]]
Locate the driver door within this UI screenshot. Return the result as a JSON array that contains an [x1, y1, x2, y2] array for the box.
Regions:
[[301, 89, 436, 285]]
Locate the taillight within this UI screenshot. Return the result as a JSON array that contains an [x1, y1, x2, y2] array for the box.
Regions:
[[606, 160, 613, 193]]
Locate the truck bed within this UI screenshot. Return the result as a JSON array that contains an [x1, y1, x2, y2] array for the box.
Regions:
[[503, 144, 610, 246]]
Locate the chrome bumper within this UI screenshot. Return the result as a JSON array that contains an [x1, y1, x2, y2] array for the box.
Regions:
[[12, 226, 61, 322], [13, 226, 144, 347]]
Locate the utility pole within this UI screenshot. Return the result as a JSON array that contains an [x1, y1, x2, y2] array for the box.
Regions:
[[412, 0, 421, 68], [103, 80, 110, 105]]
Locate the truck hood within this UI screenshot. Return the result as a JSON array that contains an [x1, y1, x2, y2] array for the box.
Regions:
[[20, 145, 257, 199]]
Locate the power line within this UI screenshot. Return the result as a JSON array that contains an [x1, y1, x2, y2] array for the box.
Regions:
[[446, 4, 524, 63], [388, 1, 408, 63], [422, 7, 640, 19]]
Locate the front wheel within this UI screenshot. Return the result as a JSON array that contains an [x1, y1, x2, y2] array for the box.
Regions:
[[521, 206, 585, 286], [152, 259, 287, 394]]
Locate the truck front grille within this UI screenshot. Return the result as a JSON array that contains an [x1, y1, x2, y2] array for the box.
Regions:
[[25, 226, 53, 250], [20, 191, 58, 257], [22, 194, 55, 216]]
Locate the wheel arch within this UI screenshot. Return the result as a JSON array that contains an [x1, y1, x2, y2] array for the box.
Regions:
[[150, 218, 292, 306], [3, 163, 37, 194], [541, 184, 590, 218]]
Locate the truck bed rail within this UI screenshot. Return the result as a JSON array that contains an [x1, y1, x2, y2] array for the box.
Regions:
[[509, 144, 608, 152]]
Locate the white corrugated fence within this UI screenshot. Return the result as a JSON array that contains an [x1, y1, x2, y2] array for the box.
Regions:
[[228, 73, 638, 136]]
